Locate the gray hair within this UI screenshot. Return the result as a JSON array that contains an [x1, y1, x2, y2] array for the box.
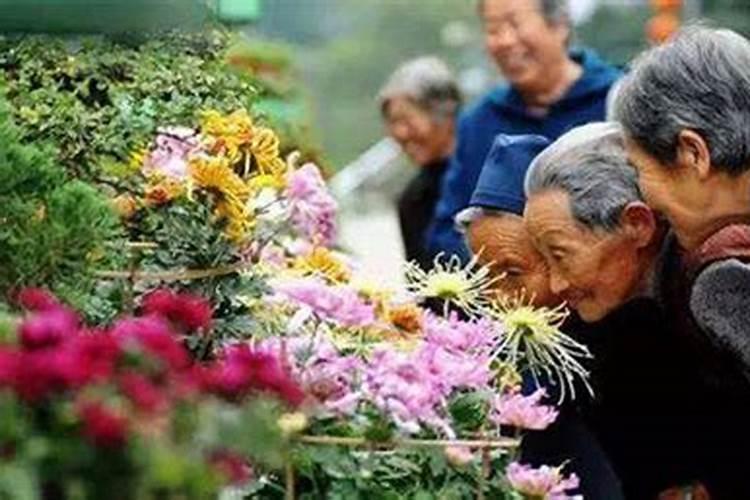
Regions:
[[378, 56, 461, 120], [478, 0, 569, 24], [613, 26, 750, 175], [455, 206, 508, 234], [524, 122, 642, 232]]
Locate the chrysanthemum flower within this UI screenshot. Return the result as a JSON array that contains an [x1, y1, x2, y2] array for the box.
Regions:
[[506, 462, 581, 500], [200, 109, 255, 163], [250, 126, 286, 177], [404, 254, 499, 317], [284, 163, 337, 246], [273, 278, 375, 328], [490, 388, 558, 430], [487, 298, 592, 402], [190, 156, 253, 241], [292, 246, 351, 284]]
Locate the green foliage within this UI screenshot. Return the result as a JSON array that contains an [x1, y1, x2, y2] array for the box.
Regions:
[[130, 198, 269, 357], [0, 29, 257, 183], [0, 100, 120, 312]]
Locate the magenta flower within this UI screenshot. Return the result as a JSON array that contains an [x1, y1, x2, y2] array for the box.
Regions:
[[15, 287, 63, 312], [19, 308, 79, 350], [77, 401, 129, 449], [506, 462, 581, 500], [274, 279, 375, 328], [490, 389, 558, 430], [285, 163, 338, 246], [204, 344, 305, 406], [141, 289, 213, 333], [141, 127, 202, 179], [111, 316, 190, 371]]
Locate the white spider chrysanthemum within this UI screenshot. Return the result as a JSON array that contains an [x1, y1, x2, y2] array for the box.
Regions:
[[487, 297, 593, 403], [403, 253, 500, 317]]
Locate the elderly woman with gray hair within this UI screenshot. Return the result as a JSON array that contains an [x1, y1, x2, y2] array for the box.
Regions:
[[612, 26, 750, 499], [379, 57, 461, 269], [524, 122, 750, 499]]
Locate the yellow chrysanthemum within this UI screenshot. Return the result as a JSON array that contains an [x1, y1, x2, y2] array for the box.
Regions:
[[250, 126, 286, 176], [200, 109, 255, 162], [404, 254, 500, 317], [488, 297, 592, 402], [189, 156, 253, 241], [292, 247, 351, 284], [128, 146, 148, 172]]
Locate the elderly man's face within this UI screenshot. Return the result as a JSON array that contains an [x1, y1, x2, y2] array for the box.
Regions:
[[384, 97, 454, 167], [467, 212, 559, 307], [481, 0, 570, 98], [524, 190, 650, 322]]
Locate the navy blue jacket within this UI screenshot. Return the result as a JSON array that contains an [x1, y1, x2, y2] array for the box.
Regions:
[[426, 49, 622, 261]]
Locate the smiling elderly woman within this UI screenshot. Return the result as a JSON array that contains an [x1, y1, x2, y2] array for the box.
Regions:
[[523, 122, 665, 323], [379, 57, 461, 270], [523, 122, 750, 499]]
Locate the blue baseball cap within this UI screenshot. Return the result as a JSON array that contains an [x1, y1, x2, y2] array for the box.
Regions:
[[469, 134, 551, 215]]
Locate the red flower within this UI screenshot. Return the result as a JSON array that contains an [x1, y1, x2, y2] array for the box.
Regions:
[[15, 288, 62, 312], [141, 289, 212, 333], [70, 331, 121, 383], [11, 347, 92, 401], [19, 309, 79, 350], [78, 402, 129, 448], [205, 346, 304, 406], [209, 449, 253, 485], [111, 316, 189, 371], [0, 348, 18, 388], [119, 373, 169, 414]]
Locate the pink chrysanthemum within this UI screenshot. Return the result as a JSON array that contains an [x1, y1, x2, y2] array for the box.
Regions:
[[285, 163, 338, 246], [506, 462, 581, 500], [274, 279, 375, 328], [490, 389, 558, 430]]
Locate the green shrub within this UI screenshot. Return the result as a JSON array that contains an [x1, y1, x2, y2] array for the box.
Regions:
[[0, 98, 121, 315], [0, 29, 258, 183]]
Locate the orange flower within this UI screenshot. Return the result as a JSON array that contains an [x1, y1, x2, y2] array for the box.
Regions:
[[144, 180, 184, 207], [387, 303, 423, 334], [112, 194, 138, 219]]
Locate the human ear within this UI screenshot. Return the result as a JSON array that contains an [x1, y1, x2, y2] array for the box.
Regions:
[[620, 201, 657, 248], [676, 129, 712, 181]]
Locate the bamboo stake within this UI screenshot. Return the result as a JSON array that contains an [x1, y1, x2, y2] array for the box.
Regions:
[[285, 460, 295, 500], [295, 435, 519, 450]]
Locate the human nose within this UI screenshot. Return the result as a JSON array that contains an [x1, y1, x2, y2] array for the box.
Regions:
[[486, 24, 519, 52], [548, 267, 570, 295]]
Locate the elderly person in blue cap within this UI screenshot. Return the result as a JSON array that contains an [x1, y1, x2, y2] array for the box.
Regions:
[[458, 134, 626, 500], [456, 134, 558, 307]]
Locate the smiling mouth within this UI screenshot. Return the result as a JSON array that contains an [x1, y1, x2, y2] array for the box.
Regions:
[[561, 292, 587, 307]]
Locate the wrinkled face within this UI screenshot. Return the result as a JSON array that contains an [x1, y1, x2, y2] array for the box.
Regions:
[[524, 190, 644, 322], [384, 97, 454, 166], [481, 0, 570, 96], [625, 137, 703, 249], [467, 213, 559, 307]]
